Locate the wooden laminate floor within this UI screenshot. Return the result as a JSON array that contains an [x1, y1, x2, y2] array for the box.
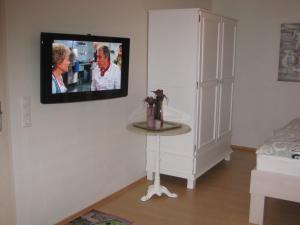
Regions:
[[61, 151, 300, 225]]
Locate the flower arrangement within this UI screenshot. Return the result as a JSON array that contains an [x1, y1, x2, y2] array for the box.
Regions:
[[144, 89, 167, 106], [152, 89, 167, 102], [144, 89, 167, 128]]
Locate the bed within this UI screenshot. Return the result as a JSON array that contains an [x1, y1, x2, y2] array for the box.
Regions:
[[249, 119, 300, 225]]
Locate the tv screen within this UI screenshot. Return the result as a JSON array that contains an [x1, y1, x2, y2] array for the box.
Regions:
[[40, 32, 130, 103]]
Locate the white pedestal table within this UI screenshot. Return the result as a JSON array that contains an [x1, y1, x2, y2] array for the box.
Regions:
[[127, 122, 191, 201]]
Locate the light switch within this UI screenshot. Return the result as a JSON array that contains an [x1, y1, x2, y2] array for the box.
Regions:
[[21, 96, 32, 128], [0, 101, 2, 132]]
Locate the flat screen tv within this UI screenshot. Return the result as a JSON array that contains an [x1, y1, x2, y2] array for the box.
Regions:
[[40, 32, 130, 104]]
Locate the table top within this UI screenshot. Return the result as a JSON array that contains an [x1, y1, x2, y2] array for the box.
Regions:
[[127, 121, 191, 136]]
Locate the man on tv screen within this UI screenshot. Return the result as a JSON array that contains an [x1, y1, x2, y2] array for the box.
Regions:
[[91, 45, 121, 90]]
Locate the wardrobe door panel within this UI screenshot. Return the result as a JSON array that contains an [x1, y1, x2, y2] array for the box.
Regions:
[[218, 80, 233, 137], [200, 13, 222, 83], [198, 82, 218, 148], [221, 18, 236, 79], [217, 18, 236, 139], [198, 12, 221, 149]]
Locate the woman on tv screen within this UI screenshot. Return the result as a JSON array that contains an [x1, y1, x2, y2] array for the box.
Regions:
[[52, 43, 70, 94]]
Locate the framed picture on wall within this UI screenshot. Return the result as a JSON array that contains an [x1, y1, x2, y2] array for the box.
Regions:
[[278, 23, 300, 82]]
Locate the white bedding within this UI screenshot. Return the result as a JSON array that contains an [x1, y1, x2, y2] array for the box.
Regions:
[[256, 118, 300, 177]]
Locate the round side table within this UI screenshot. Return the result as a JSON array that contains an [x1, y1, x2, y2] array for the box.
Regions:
[[127, 122, 191, 201]]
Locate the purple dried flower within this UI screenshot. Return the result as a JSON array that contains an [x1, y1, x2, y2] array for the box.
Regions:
[[152, 89, 167, 102], [144, 96, 156, 106]]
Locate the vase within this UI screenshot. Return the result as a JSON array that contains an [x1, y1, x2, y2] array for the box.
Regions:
[[154, 100, 163, 127], [147, 105, 155, 128]]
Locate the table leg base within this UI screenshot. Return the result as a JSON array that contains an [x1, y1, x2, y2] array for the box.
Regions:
[[140, 184, 178, 201]]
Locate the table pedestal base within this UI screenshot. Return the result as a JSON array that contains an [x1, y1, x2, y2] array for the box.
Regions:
[[127, 122, 190, 201], [141, 135, 178, 201], [140, 184, 177, 201]]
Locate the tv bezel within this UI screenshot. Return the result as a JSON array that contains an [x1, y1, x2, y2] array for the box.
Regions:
[[40, 32, 130, 104]]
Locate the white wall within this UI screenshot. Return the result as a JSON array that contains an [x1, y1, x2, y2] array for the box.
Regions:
[[2, 0, 211, 225], [212, 0, 300, 147], [0, 0, 15, 224]]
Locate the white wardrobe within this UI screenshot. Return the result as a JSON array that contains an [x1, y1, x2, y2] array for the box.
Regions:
[[146, 8, 237, 189]]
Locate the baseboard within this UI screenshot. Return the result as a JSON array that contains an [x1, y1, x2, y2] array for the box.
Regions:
[[55, 176, 147, 225], [231, 145, 256, 152]]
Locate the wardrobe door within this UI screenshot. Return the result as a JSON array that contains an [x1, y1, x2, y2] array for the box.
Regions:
[[197, 12, 222, 150], [217, 17, 236, 139]]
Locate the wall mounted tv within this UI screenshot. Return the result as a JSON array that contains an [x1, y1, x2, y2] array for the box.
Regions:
[[40, 32, 130, 104]]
